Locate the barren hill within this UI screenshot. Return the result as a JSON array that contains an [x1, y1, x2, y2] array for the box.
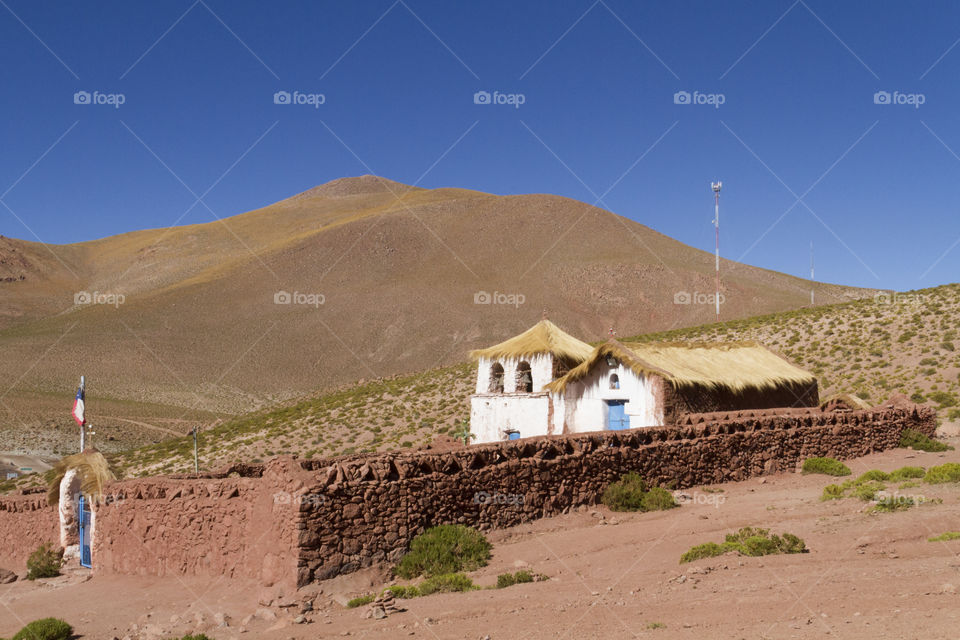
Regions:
[[0, 176, 874, 456]]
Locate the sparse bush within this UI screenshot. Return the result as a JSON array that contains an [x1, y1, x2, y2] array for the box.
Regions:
[[11, 618, 72, 640], [384, 585, 420, 599], [26, 543, 62, 580], [679, 542, 726, 564], [856, 470, 890, 483], [802, 457, 851, 477], [417, 572, 477, 595], [900, 429, 953, 452], [641, 487, 679, 512], [680, 527, 807, 563], [924, 463, 960, 484], [871, 496, 916, 512], [929, 532, 960, 542], [394, 525, 491, 579], [820, 484, 844, 501], [602, 473, 678, 512], [889, 466, 925, 481], [346, 594, 375, 608], [496, 569, 536, 589], [851, 480, 885, 501]]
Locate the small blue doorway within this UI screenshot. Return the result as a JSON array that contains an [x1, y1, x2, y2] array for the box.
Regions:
[[607, 401, 630, 430], [507, 430, 521, 440], [78, 496, 92, 568]]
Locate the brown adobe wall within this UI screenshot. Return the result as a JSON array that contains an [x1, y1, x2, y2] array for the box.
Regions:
[[0, 490, 59, 570], [91, 457, 311, 597], [295, 403, 935, 584]]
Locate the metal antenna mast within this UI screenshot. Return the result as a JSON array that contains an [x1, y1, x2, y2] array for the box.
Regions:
[[711, 181, 722, 322], [810, 241, 815, 305]]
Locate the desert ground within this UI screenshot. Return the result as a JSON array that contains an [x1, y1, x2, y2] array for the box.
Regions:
[[5, 441, 960, 640]]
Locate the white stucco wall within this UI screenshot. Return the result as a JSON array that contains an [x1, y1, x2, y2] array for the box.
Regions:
[[474, 355, 555, 394], [561, 361, 662, 433], [470, 393, 552, 443]]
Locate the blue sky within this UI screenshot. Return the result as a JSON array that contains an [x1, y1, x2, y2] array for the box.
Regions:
[[1, 0, 959, 291]]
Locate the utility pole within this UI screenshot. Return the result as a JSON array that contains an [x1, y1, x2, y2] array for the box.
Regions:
[[711, 181, 722, 322]]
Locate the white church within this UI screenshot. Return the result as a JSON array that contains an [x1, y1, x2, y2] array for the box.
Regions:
[[468, 319, 819, 444]]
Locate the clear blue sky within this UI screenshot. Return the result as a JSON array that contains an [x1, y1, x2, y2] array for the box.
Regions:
[[2, 0, 959, 291]]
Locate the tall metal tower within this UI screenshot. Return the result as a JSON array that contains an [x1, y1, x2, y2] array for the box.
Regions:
[[711, 181, 722, 322], [810, 241, 815, 305]]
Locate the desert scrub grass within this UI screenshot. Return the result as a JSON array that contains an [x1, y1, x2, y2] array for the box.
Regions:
[[680, 527, 807, 563], [889, 466, 926, 481], [346, 594, 375, 608], [900, 429, 954, 452], [496, 569, 536, 588], [646, 622, 666, 630], [820, 484, 845, 501], [602, 473, 678, 512], [26, 543, 62, 580], [870, 495, 916, 512], [384, 584, 421, 599], [802, 457, 851, 477], [394, 525, 492, 579], [924, 463, 960, 484], [10, 618, 73, 640], [856, 470, 890, 483], [929, 531, 960, 542], [417, 572, 478, 596]]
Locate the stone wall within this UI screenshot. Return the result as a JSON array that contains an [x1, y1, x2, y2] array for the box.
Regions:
[[0, 402, 937, 590], [295, 403, 935, 584], [0, 489, 59, 569]]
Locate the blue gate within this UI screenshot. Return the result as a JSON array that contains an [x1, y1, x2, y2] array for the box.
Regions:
[[607, 400, 630, 430], [78, 496, 91, 568]]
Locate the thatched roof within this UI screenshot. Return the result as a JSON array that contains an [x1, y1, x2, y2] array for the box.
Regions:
[[46, 450, 116, 506], [469, 320, 593, 362], [546, 339, 817, 394], [820, 393, 871, 411]]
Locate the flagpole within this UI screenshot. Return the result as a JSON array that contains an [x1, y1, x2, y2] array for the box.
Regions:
[[79, 375, 85, 452]]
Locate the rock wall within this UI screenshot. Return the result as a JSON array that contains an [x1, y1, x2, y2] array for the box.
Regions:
[[0, 403, 936, 590], [296, 404, 935, 584], [0, 490, 59, 570]]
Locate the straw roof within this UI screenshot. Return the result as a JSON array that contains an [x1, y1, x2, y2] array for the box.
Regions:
[[469, 320, 593, 362], [546, 340, 816, 394], [46, 450, 116, 506]]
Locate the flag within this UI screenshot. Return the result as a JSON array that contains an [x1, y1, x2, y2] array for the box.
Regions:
[[72, 378, 85, 426]]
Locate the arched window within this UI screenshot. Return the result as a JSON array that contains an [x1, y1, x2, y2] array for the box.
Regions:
[[516, 361, 533, 393], [489, 362, 505, 393], [610, 373, 620, 390]]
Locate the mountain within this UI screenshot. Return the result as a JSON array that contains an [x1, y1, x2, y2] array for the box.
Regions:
[[0, 176, 877, 456]]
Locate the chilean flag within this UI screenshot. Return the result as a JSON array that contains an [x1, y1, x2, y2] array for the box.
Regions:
[[72, 378, 85, 426]]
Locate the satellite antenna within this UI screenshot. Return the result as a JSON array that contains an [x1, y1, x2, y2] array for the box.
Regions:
[[711, 181, 722, 322]]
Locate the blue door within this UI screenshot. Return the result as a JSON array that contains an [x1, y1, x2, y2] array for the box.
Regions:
[[507, 431, 521, 440], [78, 496, 91, 568], [607, 401, 630, 430]]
